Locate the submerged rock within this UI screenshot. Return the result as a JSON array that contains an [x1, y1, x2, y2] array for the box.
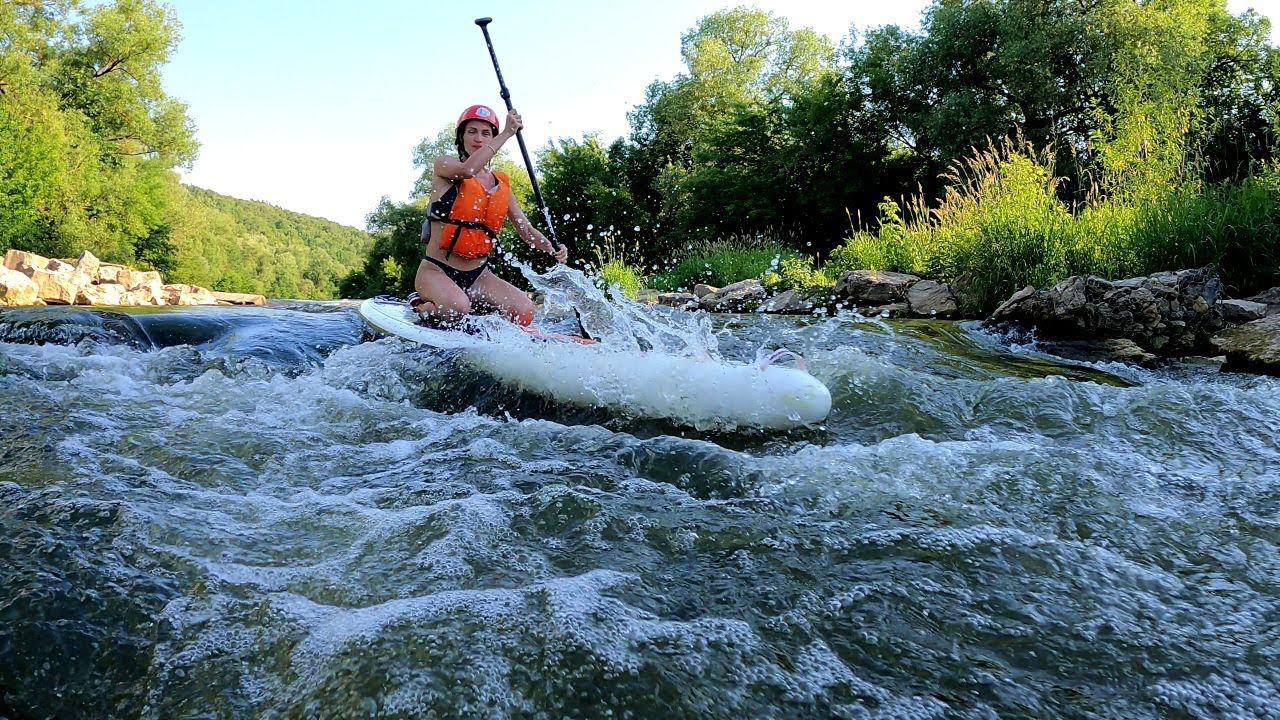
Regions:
[[757, 290, 816, 314]]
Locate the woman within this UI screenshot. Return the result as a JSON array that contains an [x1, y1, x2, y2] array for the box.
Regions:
[[412, 104, 567, 327]]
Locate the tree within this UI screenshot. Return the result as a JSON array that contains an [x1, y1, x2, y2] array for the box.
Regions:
[[622, 8, 837, 238], [0, 0, 197, 261], [537, 136, 652, 265]]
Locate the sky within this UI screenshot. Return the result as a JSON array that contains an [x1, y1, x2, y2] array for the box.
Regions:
[[163, 0, 1280, 229]]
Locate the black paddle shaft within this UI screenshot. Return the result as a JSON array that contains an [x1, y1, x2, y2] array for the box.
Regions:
[[474, 17, 562, 253]]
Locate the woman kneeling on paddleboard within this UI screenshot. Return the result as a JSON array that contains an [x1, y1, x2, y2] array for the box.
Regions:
[[411, 104, 567, 326]]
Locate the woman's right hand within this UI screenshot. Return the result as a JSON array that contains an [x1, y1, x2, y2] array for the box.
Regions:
[[503, 109, 523, 136]]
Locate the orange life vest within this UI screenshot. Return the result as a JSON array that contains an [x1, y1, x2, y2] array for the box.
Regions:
[[428, 171, 511, 260]]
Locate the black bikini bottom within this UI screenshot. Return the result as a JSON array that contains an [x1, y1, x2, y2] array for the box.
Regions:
[[426, 255, 488, 290]]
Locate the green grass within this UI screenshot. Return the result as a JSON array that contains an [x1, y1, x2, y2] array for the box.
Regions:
[[648, 235, 803, 291], [823, 138, 1280, 312], [598, 259, 644, 299]]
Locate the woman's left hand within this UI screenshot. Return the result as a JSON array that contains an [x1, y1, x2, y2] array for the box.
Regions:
[[551, 242, 568, 264]]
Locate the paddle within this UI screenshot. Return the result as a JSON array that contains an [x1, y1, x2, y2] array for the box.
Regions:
[[474, 17, 592, 341], [474, 17, 562, 256]]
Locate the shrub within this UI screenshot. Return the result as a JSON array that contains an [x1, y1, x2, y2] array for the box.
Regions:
[[598, 259, 644, 299], [648, 235, 802, 291]]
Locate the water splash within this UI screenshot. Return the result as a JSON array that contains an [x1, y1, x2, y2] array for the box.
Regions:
[[521, 263, 719, 359]]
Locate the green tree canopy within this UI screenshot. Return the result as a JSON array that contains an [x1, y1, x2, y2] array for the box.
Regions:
[[0, 0, 196, 262]]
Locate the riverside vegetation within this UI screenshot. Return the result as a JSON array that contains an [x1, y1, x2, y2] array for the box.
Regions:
[[4, 1, 1279, 351]]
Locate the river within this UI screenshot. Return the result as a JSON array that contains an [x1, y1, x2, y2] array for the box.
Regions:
[[1, 301, 1277, 719]]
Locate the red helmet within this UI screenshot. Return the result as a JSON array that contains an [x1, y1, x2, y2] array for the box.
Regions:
[[457, 104, 499, 133]]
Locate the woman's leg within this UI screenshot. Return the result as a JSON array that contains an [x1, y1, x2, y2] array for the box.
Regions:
[[467, 269, 535, 326], [413, 259, 471, 324]]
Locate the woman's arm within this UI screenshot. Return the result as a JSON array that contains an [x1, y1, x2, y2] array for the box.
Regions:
[[509, 202, 568, 264], [433, 110, 522, 181]]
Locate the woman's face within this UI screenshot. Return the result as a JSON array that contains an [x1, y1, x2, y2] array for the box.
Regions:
[[462, 121, 496, 155]]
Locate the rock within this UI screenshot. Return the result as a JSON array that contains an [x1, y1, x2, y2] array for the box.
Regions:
[[757, 290, 816, 314], [1245, 286, 1280, 304], [834, 270, 920, 305], [700, 279, 765, 312], [96, 264, 132, 286], [162, 284, 218, 306], [907, 280, 959, 318], [127, 270, 161, 290], [863, 302, 908, 318], [1211, 314, 1280, 375], [692, 283, 719, 299], [128, 274, 165, 302], [71, 250, 100, 280], [0, 266, 40, 306], [1244, 287, 1280, 316], [656, 292, 697, 308], [1219, 299, 1268, 324], [1035, 337, 1162, 368], [1096, 338, 1160, 368], [29, 264, 85, 305], [77, 282, 127, 306], [991, 286, 1037, 320], [634, 289, 661, 305], [4, 249, 49, 274], [208, 290, 266, 306], [986, 267, 1224, 356]]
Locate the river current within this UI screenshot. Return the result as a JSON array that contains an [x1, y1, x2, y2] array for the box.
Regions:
[[1, 300, 1277, 719]]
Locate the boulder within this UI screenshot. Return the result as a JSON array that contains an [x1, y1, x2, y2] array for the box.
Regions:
[[1211, 314, 1280, 375], [1244, 287, 1280, 315], [700, 279, 765, 312], [29, 265, 84, 305], [77, 282, 128, 306], [162, 284, 218, 306], [757, 290, 816, 314], [210, 290, 267, 306], [906, 280, 959, 318], [71, 250, 100, 280], [834, 270, 920, 305], [1218, 299, 1268, 324], [987, 267, 1224, 355], [692, 283, 718, 299], [864, 302, 908, 318], [0, 266, 40, 306], [4, 249, 49, 274], [655, 292, 697, 308], [96, 264, 132, 286], [125, 279, 164, 305], [127, 270, 162, 290]]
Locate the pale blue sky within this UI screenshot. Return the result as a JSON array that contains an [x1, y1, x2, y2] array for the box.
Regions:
[[163, 0, 1279, 228]]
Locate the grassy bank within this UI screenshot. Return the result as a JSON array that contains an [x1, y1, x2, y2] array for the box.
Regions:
[[599, 148, 1280, 313]]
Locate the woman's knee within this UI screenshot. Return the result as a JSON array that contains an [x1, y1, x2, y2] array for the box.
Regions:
[[507, 293, 534, 326]]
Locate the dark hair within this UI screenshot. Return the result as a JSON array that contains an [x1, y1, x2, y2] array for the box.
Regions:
[[455, 126, 468, 160], [455, 119, 497, 160]]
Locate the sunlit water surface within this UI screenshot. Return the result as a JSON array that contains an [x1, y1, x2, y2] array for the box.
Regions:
[[1, 298, 1277, 719]]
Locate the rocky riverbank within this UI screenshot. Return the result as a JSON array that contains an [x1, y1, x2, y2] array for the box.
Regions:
[[654, 267, 1280, 375], [0, 250, 265, 308]]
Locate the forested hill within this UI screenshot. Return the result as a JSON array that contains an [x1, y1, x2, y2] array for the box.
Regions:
[[172, 186, 373, 299], [2, 1, 375, 300]]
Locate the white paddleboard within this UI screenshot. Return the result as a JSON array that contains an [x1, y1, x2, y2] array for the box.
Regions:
[[358, 297, 831, 430]]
